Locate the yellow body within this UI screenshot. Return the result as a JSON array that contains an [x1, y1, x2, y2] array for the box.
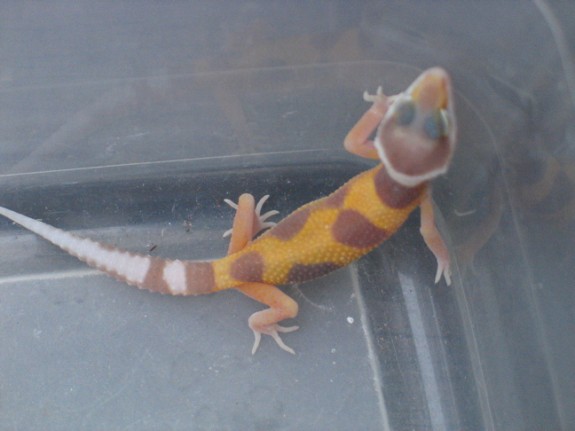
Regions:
[[212, 165, 426, 289]]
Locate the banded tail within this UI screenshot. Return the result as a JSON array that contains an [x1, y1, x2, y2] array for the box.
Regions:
[[0, 206, 217, 296]]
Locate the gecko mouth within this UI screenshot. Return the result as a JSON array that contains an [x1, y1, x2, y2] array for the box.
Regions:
[[375, 67, 457, 188]]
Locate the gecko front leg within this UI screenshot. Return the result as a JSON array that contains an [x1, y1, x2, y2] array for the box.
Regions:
[[236, 282, 299, 355], [344, 87, 396, 160], [419, 190, 452, 285], [224, 193, 299, 354]]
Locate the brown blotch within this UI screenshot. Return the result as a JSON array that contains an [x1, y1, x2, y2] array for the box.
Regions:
[[286, 262, 341, 284], [185, 262, 216, 295], [374, 166, 425, 209], [139, 259, 214, 296], [230, 251, 264, 282], [140, 257, 171, 294], [269, 207, 311, 241], [321, 183, 349, 208], [332, 209, 388, 249]]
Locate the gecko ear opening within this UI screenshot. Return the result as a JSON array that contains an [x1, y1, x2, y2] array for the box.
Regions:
[[375, 67, 457, 188]]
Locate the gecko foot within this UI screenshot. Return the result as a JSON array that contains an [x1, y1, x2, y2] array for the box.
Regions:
[[363, 86, 385, 103], [250, 324, 299, 355], [223, 194, 279, 238]]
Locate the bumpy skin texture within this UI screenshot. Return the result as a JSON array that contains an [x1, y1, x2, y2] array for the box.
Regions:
[[213, 165, 426, 290], [0, 67, 456, 354]]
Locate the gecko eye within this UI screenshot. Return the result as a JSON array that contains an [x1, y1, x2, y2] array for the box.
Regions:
[[423, 109, 449, 140], [394, 99, 416, 127]]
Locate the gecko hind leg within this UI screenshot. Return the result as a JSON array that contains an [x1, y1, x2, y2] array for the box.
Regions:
[[223, 193, 298, 354], [239, 282, 299, 355]]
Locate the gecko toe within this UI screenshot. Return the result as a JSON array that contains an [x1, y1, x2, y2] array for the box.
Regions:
[[223, 198, 238, 209], [250, 325, 299, 355], [434, 258, 452, 286]]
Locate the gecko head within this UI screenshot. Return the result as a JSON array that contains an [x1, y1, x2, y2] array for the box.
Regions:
[[374, 67, 457, 188]]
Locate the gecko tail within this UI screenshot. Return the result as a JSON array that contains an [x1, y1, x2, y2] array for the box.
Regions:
[[0, 206, 217, 296]]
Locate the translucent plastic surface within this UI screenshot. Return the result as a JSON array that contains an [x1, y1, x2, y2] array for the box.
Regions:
[[1, 2, 574, 430]]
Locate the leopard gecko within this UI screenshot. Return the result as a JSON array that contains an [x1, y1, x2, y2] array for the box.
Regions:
[[0, 67, 457, 354]]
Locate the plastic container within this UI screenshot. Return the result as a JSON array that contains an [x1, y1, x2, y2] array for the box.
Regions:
[[0, 2, 573, 430]]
